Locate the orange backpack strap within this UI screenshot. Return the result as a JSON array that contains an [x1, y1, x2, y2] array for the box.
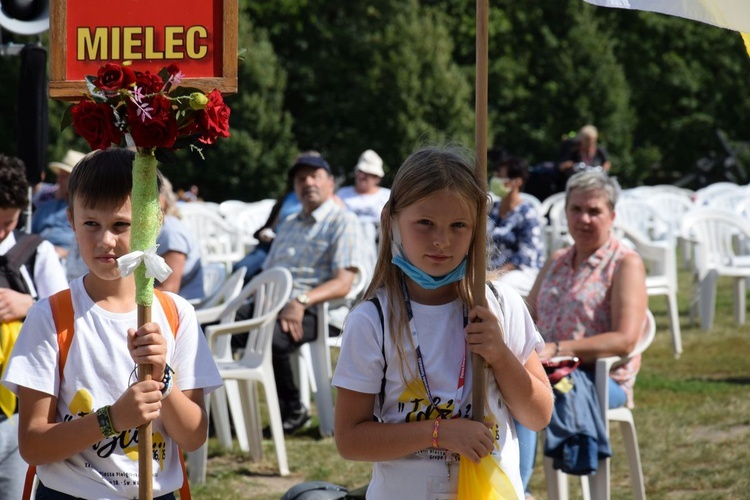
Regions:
[[22, 464, 36, 500], [49, 289, 74, 382], [154, 289, 180, 339], [154, 289, 191, 499]]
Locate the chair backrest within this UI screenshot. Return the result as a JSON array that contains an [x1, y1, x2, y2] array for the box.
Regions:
[[201, 262, 228, 301], [218, 200, 249, 218], [179, 203, 243, 266], [539, 191, 567, 220], [680, 208, 750, 275], [203, 267, 245, 308], [236, 267, 293, 356], [615, 199, 669, 242], [693, 182, 743, 207], [644, 192, 694, 242]]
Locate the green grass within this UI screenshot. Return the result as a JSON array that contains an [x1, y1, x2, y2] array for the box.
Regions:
[[190, 267, 750, 499]]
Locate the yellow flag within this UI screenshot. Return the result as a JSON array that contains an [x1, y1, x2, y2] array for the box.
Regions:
[[742, 33, 750, 58], [0, 320, 23, 418]]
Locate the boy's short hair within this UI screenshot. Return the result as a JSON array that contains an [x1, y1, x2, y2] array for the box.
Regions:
[[0, 154, 29, 209], [68, 148, 162, 213]]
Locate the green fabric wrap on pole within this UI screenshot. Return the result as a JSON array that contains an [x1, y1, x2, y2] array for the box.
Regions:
[[130, 151, 161, 307]]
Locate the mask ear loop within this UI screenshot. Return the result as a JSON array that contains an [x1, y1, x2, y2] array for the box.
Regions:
[[391, 218, 405, 261]]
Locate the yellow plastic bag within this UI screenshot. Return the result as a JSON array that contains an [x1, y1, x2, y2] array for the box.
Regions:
[[0, 320, 23, 418], [457, 454, 518, 500]]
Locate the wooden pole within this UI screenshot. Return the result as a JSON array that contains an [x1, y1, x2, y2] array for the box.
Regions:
[[137, 305, 153, 499], [472, 0, 489, 422], [131, 151, 161, 500]]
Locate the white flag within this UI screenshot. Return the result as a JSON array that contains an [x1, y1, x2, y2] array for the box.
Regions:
[[583, 0, 750, 33]]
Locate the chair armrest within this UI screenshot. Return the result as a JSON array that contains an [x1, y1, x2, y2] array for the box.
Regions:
[[204, 317, 272, 349], [595, 356, 620, 417], [195, 305, 225, 325]]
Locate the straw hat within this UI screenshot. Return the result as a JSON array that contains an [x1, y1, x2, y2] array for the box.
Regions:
[[49, 150, 86, 175]]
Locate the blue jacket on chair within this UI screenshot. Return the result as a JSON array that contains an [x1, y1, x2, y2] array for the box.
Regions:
[[543, 369, 612, 475]]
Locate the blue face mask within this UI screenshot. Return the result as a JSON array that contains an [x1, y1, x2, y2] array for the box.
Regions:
[[392, 254, 467, 290], [390, 220, 468, 290]]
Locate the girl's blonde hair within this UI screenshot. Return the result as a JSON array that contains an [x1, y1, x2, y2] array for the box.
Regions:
[[362, 145, 486, 379]]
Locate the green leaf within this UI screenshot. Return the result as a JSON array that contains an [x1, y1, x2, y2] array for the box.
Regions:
[[169, 86, 204, 99], [155, 147, 180, 164], [172, 132, 203, 150], [60, 104, 74, 132]]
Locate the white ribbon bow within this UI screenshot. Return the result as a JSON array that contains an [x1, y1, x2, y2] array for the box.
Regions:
[[116, 244, 173, 282]]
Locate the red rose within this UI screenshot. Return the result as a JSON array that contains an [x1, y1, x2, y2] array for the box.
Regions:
[[71, 100, 122, 150], [128, 94, 178, 149], [197, 90, 231, 144], [94, 63, 136, 92], [166, 63, 181, 77], [134, 71, 164, 95]]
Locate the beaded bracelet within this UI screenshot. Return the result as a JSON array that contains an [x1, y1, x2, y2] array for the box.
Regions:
[[161, 364, 175, 400], [432, 416, 442, 448], [96, 406, 118, 438]]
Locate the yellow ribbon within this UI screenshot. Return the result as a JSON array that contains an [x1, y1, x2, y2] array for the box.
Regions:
[[0, 320, 23, 418], [742, 33, 750, 58]]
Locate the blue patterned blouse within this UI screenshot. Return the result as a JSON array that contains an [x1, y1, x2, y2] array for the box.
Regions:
[[488, 201, 545, 271]]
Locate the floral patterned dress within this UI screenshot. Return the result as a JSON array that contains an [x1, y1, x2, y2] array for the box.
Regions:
[[535, 236, 643, 408]]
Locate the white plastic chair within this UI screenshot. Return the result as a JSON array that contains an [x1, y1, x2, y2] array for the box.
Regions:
[[192, 267, 293, 481], [645, 191, 695, 269], [185, 267, 247, 484], [194, 267, 247, 326], [179, 202, 245, 271], [680, 208, 750, 330], [218, 199, 250, 218], [615, 222, 682, 357], [615, 198, 669, 242], [232, 203, 276, 253], [544, 309, 656, 500]]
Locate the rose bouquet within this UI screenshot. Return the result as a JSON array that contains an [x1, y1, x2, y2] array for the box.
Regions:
[[62, 62, 230, 157]]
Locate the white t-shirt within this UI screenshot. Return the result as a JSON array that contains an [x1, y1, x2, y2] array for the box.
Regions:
[[0, 231, 67, 299], [332, 282, 542, 499], [336, 186, 391, 224], [1, 277, 223, 498]]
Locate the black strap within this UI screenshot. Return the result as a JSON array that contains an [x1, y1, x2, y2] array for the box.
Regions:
[[367, 297, 387, 419], [486, 280, 500, 302], [0, 231, 43, 295]]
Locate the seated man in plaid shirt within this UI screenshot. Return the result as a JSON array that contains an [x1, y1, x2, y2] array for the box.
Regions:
[[260, 152, 364, 434]]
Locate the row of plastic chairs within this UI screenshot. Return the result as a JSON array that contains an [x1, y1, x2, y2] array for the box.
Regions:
[[178, 199, 276, 272]]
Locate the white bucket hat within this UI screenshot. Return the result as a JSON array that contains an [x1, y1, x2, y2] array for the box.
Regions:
[[49, 150, 86, 175], [355, 149, 384, 178]]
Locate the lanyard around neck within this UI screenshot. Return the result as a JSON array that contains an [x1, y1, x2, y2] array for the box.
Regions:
[[399, 274, 468, 418]]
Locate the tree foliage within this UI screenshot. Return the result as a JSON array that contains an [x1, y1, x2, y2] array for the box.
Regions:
[[1, 0, 749, 198]]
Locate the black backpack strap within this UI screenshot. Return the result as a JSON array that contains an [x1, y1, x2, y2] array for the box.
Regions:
[[486, 280, 500, 302], [367, 296, 387, 419], [0, 232, 43, 295]]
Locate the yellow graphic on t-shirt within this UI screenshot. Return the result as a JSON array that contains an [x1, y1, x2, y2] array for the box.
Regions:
[[69, 389, 94, 417], [123, 429, 167, 471], [398, 377, 456, 422]]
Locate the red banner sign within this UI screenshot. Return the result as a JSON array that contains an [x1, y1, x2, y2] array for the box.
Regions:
[[50, 0, 237, 99]]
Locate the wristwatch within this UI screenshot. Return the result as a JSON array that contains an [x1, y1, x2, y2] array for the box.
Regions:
[[295, 293, 311, 306]]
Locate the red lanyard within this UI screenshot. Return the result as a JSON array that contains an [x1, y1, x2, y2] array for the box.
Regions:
[[399, 275, 468, 418]]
